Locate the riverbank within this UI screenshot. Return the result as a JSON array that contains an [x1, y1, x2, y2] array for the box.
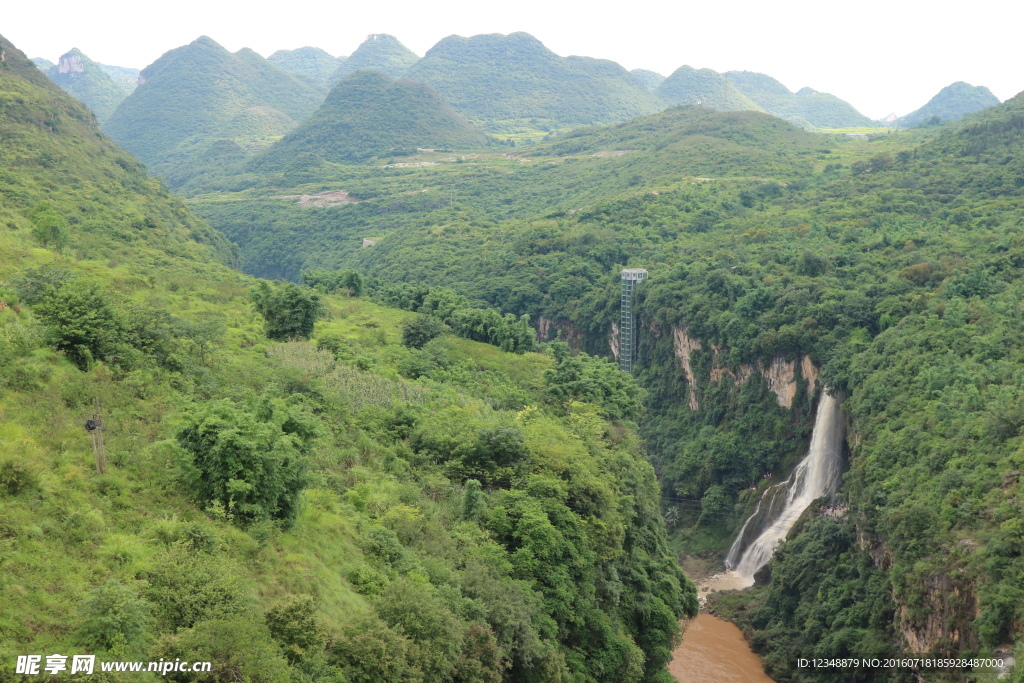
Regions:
[[669, 558, 773, 682]]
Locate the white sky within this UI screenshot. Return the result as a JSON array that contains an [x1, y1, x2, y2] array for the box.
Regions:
[[6, 0, 1023, 120]]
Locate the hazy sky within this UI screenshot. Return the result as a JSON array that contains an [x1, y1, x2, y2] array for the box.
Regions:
[[7, 0, 1022, 119]]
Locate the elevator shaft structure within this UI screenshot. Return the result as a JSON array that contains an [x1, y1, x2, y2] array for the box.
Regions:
[[619, 268, 648, 373]]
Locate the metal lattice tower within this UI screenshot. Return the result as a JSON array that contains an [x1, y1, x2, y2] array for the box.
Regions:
[[620, 268, 648, 373]]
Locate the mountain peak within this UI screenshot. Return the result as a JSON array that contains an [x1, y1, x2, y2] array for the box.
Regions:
[[899, 81, 1000, 127], [328, 34, 418, 83]]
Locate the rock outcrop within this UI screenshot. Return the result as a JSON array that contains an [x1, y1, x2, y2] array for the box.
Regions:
[[671, 326, 818, 409]]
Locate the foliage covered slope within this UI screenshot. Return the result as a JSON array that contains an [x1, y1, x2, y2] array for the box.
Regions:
[[725, 70, 874, 129], [268, 46, 345, 82], [43, 48, 131, 124], [402, 32, 665, 133], [326, 33, 419, 84], [255, 70, 489, 166], [199, 76, 1024, 677], [103, 36, 326, 176], [655, 66, 762, 113], [898, 80, 1000, 128], [184, 104, 829, 281], [0, 32, 696, 683]]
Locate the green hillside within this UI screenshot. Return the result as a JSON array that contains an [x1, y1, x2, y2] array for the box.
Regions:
[[31, 57, 55, 70], [725, 70, 873, 128], [655, 66, 762, 112], [98, 62, 141, 90], [255, 70, 489, 166], [402, 32, 665, 133], [630, 69, 665, 90], [103, 36, 326, 176], [185, 49, 1024, 674], [45, 48, 131, 124], [898, 80, 1001, 127], [304, 94, 1024, 678], [183, 104, 828, 280], [326, 33, 418, 84], [0, 32, 696, 683], [268, 46, 345, 82]]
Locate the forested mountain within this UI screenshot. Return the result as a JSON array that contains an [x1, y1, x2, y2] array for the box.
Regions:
[[326, 33, 419, 83], [0, 31, 696, 683], [97, 61, 140, 90], [104, 36, 326, 176], [655, 66, 762, 113], [184, 61, 1024, 677], [403, 32, 665, 133], [43, 48, 132, 124], [898, 80, 1000, 127], [725, 70, 874, 128], [8, 20, 1024, 681], [184, 105, 825, 278], [268, 46, 345, 82], [630, 69, 666, 90], [255, 70, 489, 166]]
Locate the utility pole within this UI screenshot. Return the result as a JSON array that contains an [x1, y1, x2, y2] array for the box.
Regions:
[[85, 398, 107, 475]]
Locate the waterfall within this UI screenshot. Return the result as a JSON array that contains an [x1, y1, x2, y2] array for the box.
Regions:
[[724, 393, 844, 580]]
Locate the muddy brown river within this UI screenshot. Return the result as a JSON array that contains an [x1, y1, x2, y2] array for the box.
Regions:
[[669, 614, 774, 682]]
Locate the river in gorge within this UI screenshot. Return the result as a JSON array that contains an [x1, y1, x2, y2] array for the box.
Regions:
[[669, 613, 774, 682], [668, 393, 845, 681]]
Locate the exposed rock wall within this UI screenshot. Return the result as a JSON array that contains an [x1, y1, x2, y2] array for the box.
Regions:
[[58, 52, 85, 74], [536, 316, 584, 347], [670, 326, 819, 409], [609, 321, 620, 360], [672, 327, 702, 410]]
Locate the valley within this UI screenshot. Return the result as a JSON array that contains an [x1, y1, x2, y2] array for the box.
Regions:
[[3, 22, 1024, 683]]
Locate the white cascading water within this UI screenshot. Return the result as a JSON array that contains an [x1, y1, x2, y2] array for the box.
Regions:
[[724, 392, 844, 581]]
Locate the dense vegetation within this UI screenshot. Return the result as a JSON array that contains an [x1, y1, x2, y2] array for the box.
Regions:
[[403, 32, 665, 134], [655, 66, 762, 113], [179, 66, 1024, 677], [724, 71, 874, 129], [268, 46, 345, 83], [104, 36, 326, 176], [255, 70, 489, 166], [0, 32, 697, 683], [326, 34, 419, 84], [44, 48, 132, 124], [898, 81, 1000, 128]]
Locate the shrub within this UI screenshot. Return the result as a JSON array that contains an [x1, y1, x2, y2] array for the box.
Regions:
[[251, 281, 324, 341], [0, 458, 41, 496], [34, 278, 126, 370], [155, 617, 291, 683], [73, 580, 154, 654], [401, 315, 449, 349], [265, 596, 328, 664], [176, 398, 319, 527]]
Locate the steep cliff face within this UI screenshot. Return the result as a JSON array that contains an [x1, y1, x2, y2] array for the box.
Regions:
[[672, 327, 702, 410], [670, 326, 818, 409], [57, 51, 85, 74], [897, 574, 980, 654], [536, 315, 586, 347]]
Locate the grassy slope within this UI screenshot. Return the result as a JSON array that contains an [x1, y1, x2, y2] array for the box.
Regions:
[[1, 33, 695, 682]]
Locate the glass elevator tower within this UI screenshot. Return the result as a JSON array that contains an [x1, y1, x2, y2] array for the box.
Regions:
[[619, 268, 648, 373]]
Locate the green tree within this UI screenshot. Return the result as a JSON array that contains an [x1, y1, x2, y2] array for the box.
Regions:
[[176, 398, 319, 527], [74, 580, 154, 654], [265, 596, 328, 664], [401, 315, 450, 349], [34, 278, 125, 370], [251, 281, 324, 341], [28, 201, 70, 251], [545, 342, 644, 420]]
